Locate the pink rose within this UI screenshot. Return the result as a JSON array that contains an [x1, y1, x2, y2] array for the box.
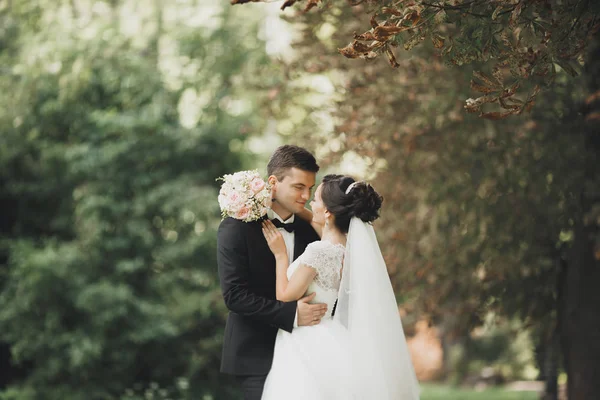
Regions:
[[236, 206, 251, 220], [250, 177, 265, 194], [228, 192, 241, 206]]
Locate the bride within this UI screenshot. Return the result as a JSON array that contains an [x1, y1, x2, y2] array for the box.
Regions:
[[260, 174, 420, 400]]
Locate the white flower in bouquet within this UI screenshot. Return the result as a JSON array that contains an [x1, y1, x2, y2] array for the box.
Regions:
[[217, 170, 272, 222]]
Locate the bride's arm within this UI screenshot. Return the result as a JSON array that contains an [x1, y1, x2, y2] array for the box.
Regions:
[[297, 208, 323, 238], [263, 220, 317, 302], [274, 257, 316, 302]]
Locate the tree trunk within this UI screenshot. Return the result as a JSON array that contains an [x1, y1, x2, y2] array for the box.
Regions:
[[0, 343, 12, 388], [541, 332, 559, 400], [559, 31, 600, 400], [562, 218, 600, 400]]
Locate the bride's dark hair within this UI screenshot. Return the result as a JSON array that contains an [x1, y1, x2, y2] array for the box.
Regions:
[[320, 174, 383, 234]]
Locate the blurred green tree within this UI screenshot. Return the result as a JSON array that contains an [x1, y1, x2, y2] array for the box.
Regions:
[[0, 1, 272, 399]]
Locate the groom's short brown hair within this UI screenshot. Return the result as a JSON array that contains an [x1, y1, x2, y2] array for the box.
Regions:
[[267, 145, 319, 180]]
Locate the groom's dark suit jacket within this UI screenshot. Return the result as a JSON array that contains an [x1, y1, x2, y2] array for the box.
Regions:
[[217, 216, 320, 376]]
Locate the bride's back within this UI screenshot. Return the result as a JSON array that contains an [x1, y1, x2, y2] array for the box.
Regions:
[[287, 240, 344, 319]]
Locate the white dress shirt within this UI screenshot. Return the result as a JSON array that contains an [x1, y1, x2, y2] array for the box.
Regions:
[[266, 209, 299, 328]]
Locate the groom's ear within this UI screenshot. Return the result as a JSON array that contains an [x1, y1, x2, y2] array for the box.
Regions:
[[268, 175, 278, 198]]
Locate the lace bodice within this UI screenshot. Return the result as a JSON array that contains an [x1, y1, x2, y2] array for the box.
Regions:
[[288, 240, 345, 319]]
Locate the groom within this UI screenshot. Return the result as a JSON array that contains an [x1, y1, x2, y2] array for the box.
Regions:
[[217, 145, 327, 400]]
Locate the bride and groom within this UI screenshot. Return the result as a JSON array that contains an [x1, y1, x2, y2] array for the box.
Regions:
[[217, 145, 420, 399]]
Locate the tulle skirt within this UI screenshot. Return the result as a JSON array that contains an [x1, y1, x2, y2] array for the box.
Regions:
[[261, 319, 353, 400]]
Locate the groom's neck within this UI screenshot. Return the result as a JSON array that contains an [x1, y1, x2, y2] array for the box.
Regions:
[[270, 203, 293, 221]]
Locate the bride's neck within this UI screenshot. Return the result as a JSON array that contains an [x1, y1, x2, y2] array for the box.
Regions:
[[321, 224, 346, 246]]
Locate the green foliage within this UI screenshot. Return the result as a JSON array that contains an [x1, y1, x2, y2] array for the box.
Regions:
[[445, 318, 536, 384], [0, 1, 270, 398]]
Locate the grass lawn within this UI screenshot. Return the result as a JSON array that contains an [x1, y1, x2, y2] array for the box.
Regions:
[[421, 383, 539, 400]]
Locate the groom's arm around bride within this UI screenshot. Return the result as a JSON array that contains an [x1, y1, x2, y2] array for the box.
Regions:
[[218, 220, 320, 327], [217, 211, 325, 375]]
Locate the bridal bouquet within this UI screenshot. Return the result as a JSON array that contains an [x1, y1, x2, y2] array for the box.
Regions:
[[217, 170, 272, 222]]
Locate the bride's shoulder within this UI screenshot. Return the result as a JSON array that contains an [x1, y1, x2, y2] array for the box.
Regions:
[[306, 240, 328, 250], [305, 240, 344, 254], [301, 241, 344, 270]]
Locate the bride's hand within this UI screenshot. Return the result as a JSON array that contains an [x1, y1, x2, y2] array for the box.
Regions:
[[262, 220, 287, 258]]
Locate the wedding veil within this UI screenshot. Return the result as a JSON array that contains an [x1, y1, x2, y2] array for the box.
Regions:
[[334, 217, 420, 399]]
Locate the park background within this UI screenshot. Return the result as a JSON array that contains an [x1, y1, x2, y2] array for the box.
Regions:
[[0, 1, 598, 399]]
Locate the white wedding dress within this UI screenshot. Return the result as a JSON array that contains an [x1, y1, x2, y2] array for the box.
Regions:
[[262, 219, 420, 400], [262, 240, 354, 400]]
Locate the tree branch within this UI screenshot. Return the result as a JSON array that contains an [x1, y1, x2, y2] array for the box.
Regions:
[[420, 1, 490, 18]]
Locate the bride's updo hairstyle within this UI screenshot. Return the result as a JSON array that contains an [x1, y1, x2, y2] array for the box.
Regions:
[[320, 174, 383, 234]]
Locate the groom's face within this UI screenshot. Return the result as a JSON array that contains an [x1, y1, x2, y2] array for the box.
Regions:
[[270, 168, 316, 215]]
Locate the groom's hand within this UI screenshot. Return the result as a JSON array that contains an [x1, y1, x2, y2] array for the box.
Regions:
[[297, 292, 327, 326]]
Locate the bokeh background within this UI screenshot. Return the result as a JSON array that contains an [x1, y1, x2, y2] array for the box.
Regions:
[[1, 1, 598, 399]]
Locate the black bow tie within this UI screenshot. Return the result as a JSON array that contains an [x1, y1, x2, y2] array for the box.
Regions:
[[271, 218, 296, 233]]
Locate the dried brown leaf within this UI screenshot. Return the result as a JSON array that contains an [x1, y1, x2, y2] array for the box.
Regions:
[[338, 42, 378, 60], [464, 95, 498, 113], [338, 44, 362, 59], [500, 32, 514, 49], [470, 80, 496, 94], [374, 24, 411, 40], [529, 84, 541, 100], [509, 2, 524, 27], [280, 0, 297, 10], [384, 45, 400, 68], [441, 40, 453, 56], [303, 0, 320, 12], [542, 30, 552, 45], [370, 15, 379, 29], [492, 66, 504, 85], [491, 5, 504, 21], [352, 40, 379, 53], [524, 98, 536, 112], [354, 31, 378, 41], [432, 34, 445, 49], [500, 82, 520, 98], [473, 71, 502, 89], [381, 7, 403, 17], [404, 10, 421, 26]]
